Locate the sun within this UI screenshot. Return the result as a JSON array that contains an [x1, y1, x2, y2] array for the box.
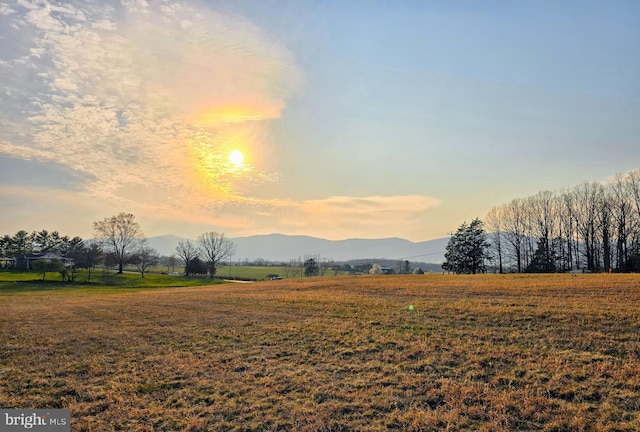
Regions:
[[228, 149, 244, 166]]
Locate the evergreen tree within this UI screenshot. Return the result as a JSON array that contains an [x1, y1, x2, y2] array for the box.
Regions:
[[304, 258, 319, 277], [525, 237, 557, 273], [402, 260, 410, 274], [442, 218, 489, 274], [186, 257, 208, 275]]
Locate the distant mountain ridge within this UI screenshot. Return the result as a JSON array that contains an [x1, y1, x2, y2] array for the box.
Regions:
[[146, 234, 448, 264]]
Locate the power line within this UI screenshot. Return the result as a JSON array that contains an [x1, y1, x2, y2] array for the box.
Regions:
[[395, 250, 446, 260]]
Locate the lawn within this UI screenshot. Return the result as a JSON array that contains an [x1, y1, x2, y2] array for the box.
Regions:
[[125, 264, 348, 281], [217, 265, 294, 281], [0, 269, 225, 293], [142, 265, 346, 281], [1, 274, 639, 431], [216, 265, 346, 281]]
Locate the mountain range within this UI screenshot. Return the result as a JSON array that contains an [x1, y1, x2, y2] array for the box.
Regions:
[[146, 234, 448, 264]]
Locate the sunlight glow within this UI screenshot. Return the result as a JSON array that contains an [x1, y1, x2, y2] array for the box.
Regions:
[[194, 105, 283, 126], [229, 149, 245, 166]]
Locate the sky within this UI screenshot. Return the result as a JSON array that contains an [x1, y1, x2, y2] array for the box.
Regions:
[[1, 0, 639, 242]]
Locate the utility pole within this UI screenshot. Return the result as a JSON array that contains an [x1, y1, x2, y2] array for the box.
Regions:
[[447, 231, 455, 274]]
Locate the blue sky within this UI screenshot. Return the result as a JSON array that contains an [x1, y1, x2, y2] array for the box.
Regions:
[[1, 0, 639, 241]]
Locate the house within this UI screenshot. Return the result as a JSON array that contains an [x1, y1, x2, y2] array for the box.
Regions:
[[380, 266, 395, 275], [12, 253, 74, 270]]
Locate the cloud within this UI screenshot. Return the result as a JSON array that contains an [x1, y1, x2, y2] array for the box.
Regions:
[[0, 0, 301, 216], [298, 195, 440, 221], [216, 195, 443, 240], [0, 4, 16, 16], [0, 2, 443, 241]]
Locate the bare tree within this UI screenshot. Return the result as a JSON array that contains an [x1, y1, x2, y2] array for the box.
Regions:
[[561, 189, 582, 271], [131, 242, 159, 278], [288, 258, 302, 278], [319, 257, 333, 276], [79, 241, 103, 281], [175, 240, 200, 276], [198, 232, 235, 278], [627, 170, 640, 220], [93, 213, 143, 274], [528, 191, 557, 272], [611, 174, 632, 269], [32, 259, 64, 281], [483, 169, 640, 273], [573, 182, 602, 271], [598, 188, 614, 272], [330, 261, 340, 276], [502, 199, 526, 273], [485, 206, 504, 273], [168, 254, 177, 273]]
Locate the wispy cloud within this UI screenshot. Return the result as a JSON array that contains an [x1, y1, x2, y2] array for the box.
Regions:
[[0, 1, 444, 240], [216, 195, 443, 240], [0, 0, 301, 215], [298, 195, 440, 221], [0, 3, 16, 16]]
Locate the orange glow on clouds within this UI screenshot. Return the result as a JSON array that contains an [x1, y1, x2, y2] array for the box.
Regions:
[[191, 103, 284, 126]]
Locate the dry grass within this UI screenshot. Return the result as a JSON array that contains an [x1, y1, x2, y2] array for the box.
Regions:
[[1, 274, 640, 431]]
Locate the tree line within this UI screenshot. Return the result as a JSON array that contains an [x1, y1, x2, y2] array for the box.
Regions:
[[174, 232, 235, 278], [1, 229, 84, 257], [0, 229, 102, 280], [1, 212, 235, 280], [444, 169, 640, 274]]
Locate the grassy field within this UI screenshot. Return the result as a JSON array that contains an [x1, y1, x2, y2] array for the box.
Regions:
[[1, 274, 639, 431], [0, 269, 225, 292], [144, 265, 346, 281], [217, 265, 296, 281], [217, 265, 348, 281]]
